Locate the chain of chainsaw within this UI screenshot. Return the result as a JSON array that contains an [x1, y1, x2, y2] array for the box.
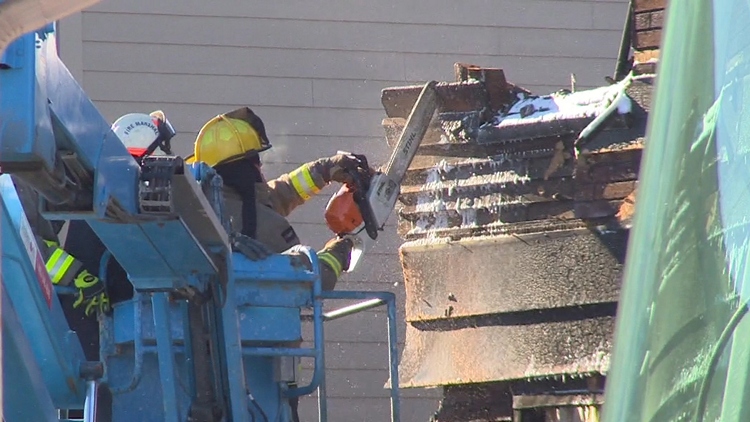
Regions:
[[138, 156, 178, 214]]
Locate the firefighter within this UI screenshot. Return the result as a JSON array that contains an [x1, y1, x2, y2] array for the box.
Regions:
[[10, 174, 112, 359], [187, 107, 371, 291], [41, 239, 112, 316]]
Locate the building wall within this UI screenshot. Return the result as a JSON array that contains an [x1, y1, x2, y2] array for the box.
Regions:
[[59, 0, 629, 420]]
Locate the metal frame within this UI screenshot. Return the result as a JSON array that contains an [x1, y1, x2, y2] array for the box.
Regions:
[[318, 290, 401, 422], [93, 247, 402, 422]]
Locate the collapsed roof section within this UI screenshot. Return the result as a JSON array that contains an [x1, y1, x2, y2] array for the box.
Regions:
[[483, 76, 634, 144], [382, 64, 650, 244], [380, 59, 655, 400]]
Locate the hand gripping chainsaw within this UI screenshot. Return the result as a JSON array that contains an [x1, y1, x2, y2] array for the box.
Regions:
[[324, 81, 438, 272]]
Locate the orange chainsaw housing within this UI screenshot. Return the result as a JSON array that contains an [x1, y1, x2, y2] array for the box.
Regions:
[[325, 184, 364, 235]]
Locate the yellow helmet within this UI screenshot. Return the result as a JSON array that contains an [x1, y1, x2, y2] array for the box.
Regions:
[[187, 107, 271, 167]]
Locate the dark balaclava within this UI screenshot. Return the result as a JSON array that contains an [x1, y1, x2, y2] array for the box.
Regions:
[[214, 154, 264, 238]]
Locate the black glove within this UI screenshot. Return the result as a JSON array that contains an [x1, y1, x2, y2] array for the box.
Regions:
[[231, 233, 274, 261], [323, 152, 373, 186], [320, 236, 354, 273]]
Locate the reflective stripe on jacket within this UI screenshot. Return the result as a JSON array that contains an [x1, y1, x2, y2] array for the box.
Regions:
[[38, 238, 83, 286]]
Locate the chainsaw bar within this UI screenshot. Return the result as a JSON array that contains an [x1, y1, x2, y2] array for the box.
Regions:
[[345, 81, 439, 271], [383, 80, 440, 184], [367, 81, 439, 229]]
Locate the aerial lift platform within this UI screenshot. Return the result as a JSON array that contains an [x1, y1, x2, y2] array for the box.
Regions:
[[0, 1, 402, 421]]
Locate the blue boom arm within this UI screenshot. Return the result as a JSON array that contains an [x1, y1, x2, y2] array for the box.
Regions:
[[0, 6, 404, 422]]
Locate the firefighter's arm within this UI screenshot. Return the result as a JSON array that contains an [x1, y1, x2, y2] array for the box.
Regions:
[[265, 153, 370, 217], [279, 237, 352, 291], [316, 237, 353, 291], [37, 236, 111, 317]]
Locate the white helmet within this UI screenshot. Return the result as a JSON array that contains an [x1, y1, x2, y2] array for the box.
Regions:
[[112, 110, 175, 158]]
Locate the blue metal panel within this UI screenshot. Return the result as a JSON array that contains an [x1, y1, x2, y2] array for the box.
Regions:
[[87, 219, 212, 291], [152, 293, 181, 422], [0, 33, 56, 168], [0, 175, 87, 407], [106, 352, 192, 422], [232, 253, 318, 282], [238, 307, 302, 343], [243, 356, 289, 421], [0, 30, 141, 215], [139, 220, 217, 276], [217, 254, 252, 422], [113, 298, 184, 345], [87, 221, 175, 281], [41, 32, 141, 217], [114, 296, 301, 345], [2, 286, 60, 422], [234, 279, 312, 308], [0, 35, 24, 68]]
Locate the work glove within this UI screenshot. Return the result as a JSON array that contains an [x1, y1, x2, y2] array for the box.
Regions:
[[72, 270, 112, 317], [231, 233, 274, 261], [322, 152, 373, 186], [318, 236, 354, 277]]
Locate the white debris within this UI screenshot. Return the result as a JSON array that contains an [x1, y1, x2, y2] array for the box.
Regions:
[[421, 170, 530, 193], [616, 93, 632, 114], [493, 77, 633, 128], [406, 157, 531, 235]]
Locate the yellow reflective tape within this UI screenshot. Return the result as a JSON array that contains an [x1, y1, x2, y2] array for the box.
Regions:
[[289, 166, 320, 201], [45, 249, 63, 273], [46, 248, 75, 284], [301, 168, 319, 195], [289, 173, 310, 200], [58, 255, 76, 281], [318, 252, 342, 277], [44, 239, 59, 247]]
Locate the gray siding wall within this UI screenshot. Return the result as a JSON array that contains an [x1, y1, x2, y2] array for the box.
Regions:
[[60, 0, 629, 420]]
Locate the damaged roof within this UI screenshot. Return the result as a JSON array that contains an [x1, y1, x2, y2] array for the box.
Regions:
[[383, 68, 651, 241], [381, 63, 654, 388]]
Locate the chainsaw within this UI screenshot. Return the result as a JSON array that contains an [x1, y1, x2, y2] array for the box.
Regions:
[[324, 80, 438, 272]]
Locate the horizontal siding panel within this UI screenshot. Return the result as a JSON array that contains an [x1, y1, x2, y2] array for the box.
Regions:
[[593, 1, 631, 30], [83, 42, 407, 81], [87, 0, 625, 30], [302, 306, 407, 343], [260, 135, 392, 167], [84, 71, 313, 108], [297, 396, 440, 421], [300, 341, 397, 371], [146, 133, 391, 166], [85, 71, 414, 112], [297, 368, 440, 399], [312, 79, 401, 110], [404, 53, 616, 89], [83, 13, 620, 58], [92, 101, 387, 137]]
